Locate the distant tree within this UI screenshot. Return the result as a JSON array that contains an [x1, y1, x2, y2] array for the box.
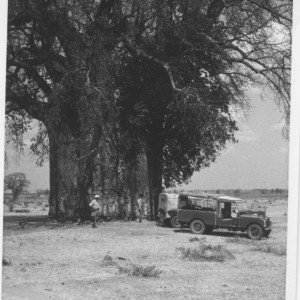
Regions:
[[4, 173, 31, 211], [216, 189, 221, 194], [275, 188, 284, 194], [233, 189, 240, 196]]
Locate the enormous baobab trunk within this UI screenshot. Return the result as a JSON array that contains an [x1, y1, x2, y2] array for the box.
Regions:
[[47, 122, 93, 221]]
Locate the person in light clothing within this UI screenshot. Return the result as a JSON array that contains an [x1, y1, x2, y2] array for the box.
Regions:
[[89, 194, 101, 228], [136, 193, 144, 223]]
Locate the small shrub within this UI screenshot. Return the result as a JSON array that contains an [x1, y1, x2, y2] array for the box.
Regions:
[[177, 238, 234, 262], [2, 257, 12, 266], [45, 204, 49, 207], [118, 264, 162, 278], [101, 254, 118, 267], [252, 243, 286, 256]]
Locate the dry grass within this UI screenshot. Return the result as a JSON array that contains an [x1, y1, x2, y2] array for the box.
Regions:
[[252, 243, 286, 256], [225, 236, 254, 245], [177, 237, 235, 262], [118, 264, 162, 278]]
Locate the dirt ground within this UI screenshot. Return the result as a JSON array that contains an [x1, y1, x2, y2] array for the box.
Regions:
[[2, 198, 287, 300]]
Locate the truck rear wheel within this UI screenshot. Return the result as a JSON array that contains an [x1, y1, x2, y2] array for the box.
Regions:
[[190, 219, 206, 235], [247, 224, 263, 240], [170, 215, 181, 228]]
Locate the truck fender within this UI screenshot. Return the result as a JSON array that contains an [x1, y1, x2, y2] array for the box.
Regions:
[[189, 218, 206, 226]]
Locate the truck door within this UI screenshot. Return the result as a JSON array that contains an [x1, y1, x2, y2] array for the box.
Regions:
[[216, 202, 239, 228]]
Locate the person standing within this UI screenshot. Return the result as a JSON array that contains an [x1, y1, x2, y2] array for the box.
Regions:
[[89, 194, 101, 228], [136, 193, 144, 223]]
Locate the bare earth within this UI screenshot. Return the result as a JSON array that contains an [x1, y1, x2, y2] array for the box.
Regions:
[[2, 198, 287, 300]]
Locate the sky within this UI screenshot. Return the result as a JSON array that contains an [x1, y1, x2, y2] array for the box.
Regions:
[[179, 87, 289, 190], [4, 86, 289, 192]]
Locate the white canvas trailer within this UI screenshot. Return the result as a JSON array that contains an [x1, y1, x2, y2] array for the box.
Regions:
[[157, 193, 179, 226]]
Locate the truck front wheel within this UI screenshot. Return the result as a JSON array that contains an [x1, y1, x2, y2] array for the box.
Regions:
[[247, 224, 263, 240], [190, 219, 206, 234], [170, 215, 181, 228]]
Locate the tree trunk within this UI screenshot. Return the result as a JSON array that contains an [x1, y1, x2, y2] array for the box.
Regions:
[[47, 125, 92, 221], [9, 191, 19, 212], [48, 136, 59, 219], [147, 149, 163, 219]]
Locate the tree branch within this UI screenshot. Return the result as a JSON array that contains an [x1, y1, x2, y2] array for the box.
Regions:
[[6, 89, 50, 122]]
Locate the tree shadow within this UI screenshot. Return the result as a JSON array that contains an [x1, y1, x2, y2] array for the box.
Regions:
[[173, 228, 249, 239], [3, 214, 89, 233]]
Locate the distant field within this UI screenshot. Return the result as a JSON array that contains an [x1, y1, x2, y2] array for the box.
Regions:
[[2, 193, 288, 300]]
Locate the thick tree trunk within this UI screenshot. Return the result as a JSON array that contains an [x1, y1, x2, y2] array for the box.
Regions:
[[47, 125, 91, 221]]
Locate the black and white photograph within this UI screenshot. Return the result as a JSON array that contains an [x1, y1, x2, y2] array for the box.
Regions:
[[1, 0, 299, 299]]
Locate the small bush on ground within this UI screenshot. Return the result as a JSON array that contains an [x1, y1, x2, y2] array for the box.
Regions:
[[101, 254, 118, 266], [178, 238, 235, 262], [252, 243, 286, 256], [118, 264, 162, 278]]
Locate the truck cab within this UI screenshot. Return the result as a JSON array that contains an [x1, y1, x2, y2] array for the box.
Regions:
[[177, 194, 272, 240]]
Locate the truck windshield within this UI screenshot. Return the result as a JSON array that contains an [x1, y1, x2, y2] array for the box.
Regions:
[[236, 201, 249, 211]]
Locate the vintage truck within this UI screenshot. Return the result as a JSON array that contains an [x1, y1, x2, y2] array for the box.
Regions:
[[177, 193, 272, 240]]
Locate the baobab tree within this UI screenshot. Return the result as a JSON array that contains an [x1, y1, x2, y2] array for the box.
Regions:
[[6, 0, 292, 220]]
